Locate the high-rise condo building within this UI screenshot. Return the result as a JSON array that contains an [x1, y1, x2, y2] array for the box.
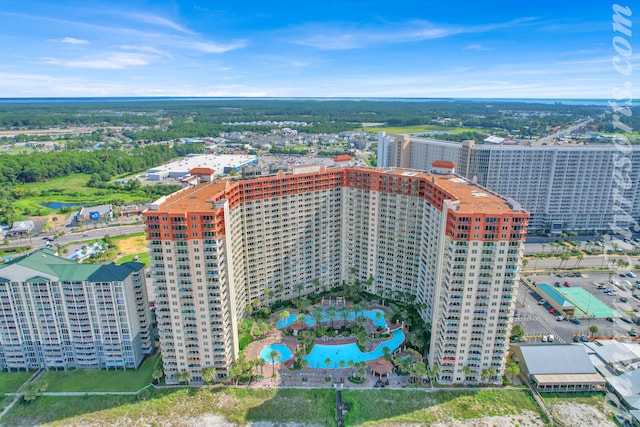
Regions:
[[145, 164, 527, 385], [0, 249, 153, 371], [377, 134, 640, 233]]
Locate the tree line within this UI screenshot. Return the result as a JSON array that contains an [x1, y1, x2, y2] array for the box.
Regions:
[[0, 143, 204, 185]]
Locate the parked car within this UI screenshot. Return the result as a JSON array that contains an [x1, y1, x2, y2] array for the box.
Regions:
[[606, 317, 615, 322], [556, 316, 564, 321], [570, 318, 581, 325], [621, 297, 629, 303], [563, 281, 571, 287], [541, 335, 547, 342], [630, 329, 638, 337], [549, 308, 557, 314], [621, 317, 633, 324], [548, 334, 555, 342], [537, 299, 546, 305]]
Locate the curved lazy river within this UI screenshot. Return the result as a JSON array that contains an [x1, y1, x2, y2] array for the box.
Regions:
[[303, 329, 405, 368]]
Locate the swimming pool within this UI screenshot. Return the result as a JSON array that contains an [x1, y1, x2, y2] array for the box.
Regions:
[[303, 329, 405, 368], [277, 308, 387, 329], [259, 343, 293, 364]]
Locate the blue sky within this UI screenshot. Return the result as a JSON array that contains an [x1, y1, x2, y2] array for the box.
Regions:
[[0, 1, 635, 98]]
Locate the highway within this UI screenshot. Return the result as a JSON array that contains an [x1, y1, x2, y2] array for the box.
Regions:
[[532, 118, 594, 146]]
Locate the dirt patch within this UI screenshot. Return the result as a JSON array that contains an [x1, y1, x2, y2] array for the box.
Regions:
[[115, 235, 147, 257]]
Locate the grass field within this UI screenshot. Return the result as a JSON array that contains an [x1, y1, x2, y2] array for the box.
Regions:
[[342, 389, 542, 425], [117, 252, 150, 267], [13, 174, 154, 216], [1, 388, 336, 427], [363, 124, 489, 135], [39, 353, 160, 393], [0, 371, 33, 394], [0, 386, 545, 427]]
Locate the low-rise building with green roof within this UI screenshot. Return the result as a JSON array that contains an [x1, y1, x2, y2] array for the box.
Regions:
[[0, 249, 153, 371]]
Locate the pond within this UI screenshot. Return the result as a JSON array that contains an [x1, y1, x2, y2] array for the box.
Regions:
[[40, 202, 86, 209]]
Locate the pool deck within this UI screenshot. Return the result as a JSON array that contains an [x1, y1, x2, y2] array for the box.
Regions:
[[244, 303, 419, 389]]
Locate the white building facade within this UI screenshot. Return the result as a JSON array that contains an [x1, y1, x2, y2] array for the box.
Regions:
[[382, 135, 640, 233], [145, 166, 527, 385], [0, 249, 153, 371]]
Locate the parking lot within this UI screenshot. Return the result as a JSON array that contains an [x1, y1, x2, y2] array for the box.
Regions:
[[514, 270, 640, 344]]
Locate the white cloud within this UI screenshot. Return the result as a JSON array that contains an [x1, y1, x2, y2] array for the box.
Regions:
[[126, 12, 193, 34], [60, 37, 89, 45], [42, 52, 153, 69], [117, 44, 170, 56], [189, 40, 246, 53], [290, 17, 538, 50], [465, 44, 489, 51]]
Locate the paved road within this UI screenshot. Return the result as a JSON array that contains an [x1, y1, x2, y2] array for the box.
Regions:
[[532, 118, 594, 146], [3, 224, 145, 251], [524, 254, 639, 271]]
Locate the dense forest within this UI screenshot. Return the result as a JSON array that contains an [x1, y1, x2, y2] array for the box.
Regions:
[[0, 143, 205, 185], [1, 99, 635, 141]]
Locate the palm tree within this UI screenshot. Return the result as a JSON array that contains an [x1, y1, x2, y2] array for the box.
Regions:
[[325, 357, 332, 374], [382, 346, 391, 360], [480, 369, 490, 384], [462, 365, 472, 381], [326, 306, 337, 329], [295, 313, 306, 329], [152, 368, 163, 384], [348, 360, 356, 377], [256, 358, 266, 376], [295, 283, 304, 299], [354, 301, 365, 318], [339, 360, 346, 369], [340, 305, 350, 327], [279, 310, 290, 331], [589, 325, 599, 337], [427, 364, 440, 387], [202, 367, 216, 384], [51, 216, 58, 236], [506, 360, 520, 383], [559, 252, 570, 269], [356, 361, 366, 380], [575, 253, 584, 268], [375, 311, 383, 325], [312, 305, 324, 330], [268, 349, 282, 378]]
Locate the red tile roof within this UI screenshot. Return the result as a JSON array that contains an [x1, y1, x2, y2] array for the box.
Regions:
[[333, 154, 353, 162], [190, 167, 215, 175], [431, 160, 456, 169]]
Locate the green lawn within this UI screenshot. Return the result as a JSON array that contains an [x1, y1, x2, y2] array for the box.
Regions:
[[39, 353, 161, 393], [0, 371, 33, 394], [117, 252, 150, 267], [13, 174, 159, 216], [342, 389, 542, 426], [1, 388, 336, 427]]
